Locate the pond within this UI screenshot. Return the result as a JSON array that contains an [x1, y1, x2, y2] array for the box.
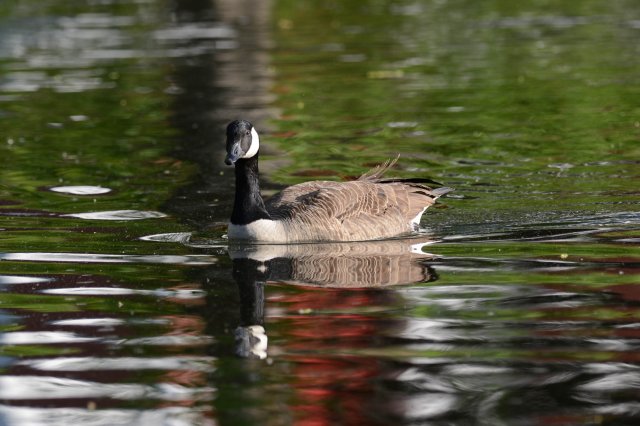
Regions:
[[1, 0, 639, 425]]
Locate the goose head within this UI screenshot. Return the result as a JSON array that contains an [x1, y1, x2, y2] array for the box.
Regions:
[[225, 119, 260, 165]]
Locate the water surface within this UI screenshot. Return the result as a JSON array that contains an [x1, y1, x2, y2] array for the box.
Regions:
[[1, 0, 639, 425]]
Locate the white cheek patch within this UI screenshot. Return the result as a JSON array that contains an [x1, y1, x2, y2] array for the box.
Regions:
[[242, 127, 260, 159]]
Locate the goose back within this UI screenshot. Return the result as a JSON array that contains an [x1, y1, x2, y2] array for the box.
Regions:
[[264, 178, 450, 242]]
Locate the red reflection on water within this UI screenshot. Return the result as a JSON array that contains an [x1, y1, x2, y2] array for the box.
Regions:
[[268, 285, 398, 426]]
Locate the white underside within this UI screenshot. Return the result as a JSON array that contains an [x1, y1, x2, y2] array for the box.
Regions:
[[228, 219, 287, 242]]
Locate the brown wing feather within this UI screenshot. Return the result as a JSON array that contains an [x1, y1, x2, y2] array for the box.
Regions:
[[261, 158, 452, 241], [357, 155, 400, 182], [265, 180, 444, 241]]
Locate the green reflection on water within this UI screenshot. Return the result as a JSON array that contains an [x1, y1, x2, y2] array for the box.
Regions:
[[271, 0, 640, 232], [0, 1, 196, 257]]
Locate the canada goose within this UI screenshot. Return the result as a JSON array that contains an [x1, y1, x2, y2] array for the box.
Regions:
[[224, 119, 453, 242]]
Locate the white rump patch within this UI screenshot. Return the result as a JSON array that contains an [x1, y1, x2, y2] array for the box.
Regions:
[[242, 127, 260, 159], [228, 219, 286, 242], [411, 207, 428, 228]]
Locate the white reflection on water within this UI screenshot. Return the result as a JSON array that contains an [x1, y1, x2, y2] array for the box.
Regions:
[[140, 232, 193, 243], [50, 318, 126, 327], [394, 318, 485, 342], [42, 286, 206, 299], [49, 186, 111, 195], [0, 252, 216, 265], [122, 335, 214, 347], [21, 356, 215, 372], [577, 372, 640, 392], [0, 275, 51, 285], [0, 13, 235, 94], [50, 317, 173, 329], [0, 405, 209, 426], [62, 209, 167, 220], [0, 375, 214, 401], [391, 393, 459, 420], [0, 331, 96, 345], [235, 325, 267, 359]]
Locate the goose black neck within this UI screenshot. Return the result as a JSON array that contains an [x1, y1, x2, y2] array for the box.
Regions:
[[231, 155, 271, 225]]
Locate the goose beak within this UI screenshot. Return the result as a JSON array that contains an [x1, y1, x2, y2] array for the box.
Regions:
[[225, 142, 244, 165]]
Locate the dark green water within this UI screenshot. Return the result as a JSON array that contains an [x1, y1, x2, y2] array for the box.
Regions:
[[1, 0, 639, 425]]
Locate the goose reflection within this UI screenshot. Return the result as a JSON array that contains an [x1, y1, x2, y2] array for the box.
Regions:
[[229, 237, 437, 358]]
